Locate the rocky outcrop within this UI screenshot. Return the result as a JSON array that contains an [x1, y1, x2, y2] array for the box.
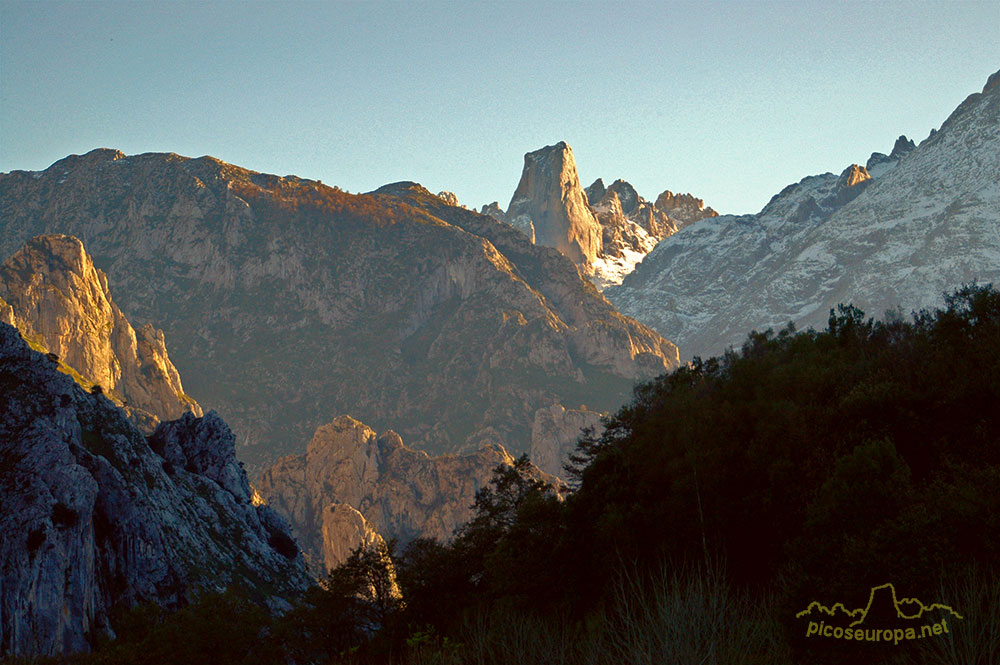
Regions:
[[321, 504, 386, 574], [608, 71, 1000, 360], [528, 404, 605, 478], [479, 201, 505, 221], [0, 235, 201, 430], [0, 156, 677, 472], [436, 191, 463, 208], [653, 190, 719, 229], [258, 416, 563, 573], [0, 322, 308, 657], [865, 135, 916, 178], [500, 143, 717, 289], [585, 178, 606, 205], [505, 141, 603, 266]]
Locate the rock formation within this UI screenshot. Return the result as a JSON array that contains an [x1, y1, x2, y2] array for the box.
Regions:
[[258, 415, 563, 573], [436, 190, 463, 208], [528, 404, 605, 478], [500, 143, 717, 289], [584, 178, 606, 205], [865, 135, 917, 177], [608, 70, 1000, 360], [653, 190, 719, 229], [505, 141, 603, 266], [0, 234, 201, 431], [0, 322, 308, 657], [321, 504, 387, 574], [0, 154, 677, 472], [479, 201, 505, 221]]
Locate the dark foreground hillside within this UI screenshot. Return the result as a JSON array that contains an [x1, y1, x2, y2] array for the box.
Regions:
[[8, 286, 999, 665]]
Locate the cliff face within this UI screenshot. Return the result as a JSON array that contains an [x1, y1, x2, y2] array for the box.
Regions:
[[0, 155, 677, 471], [0, 235, 201, 430], [505, 141, 603, 266], [528, 404, 604, 478], [258, 416, 563, 573], [500, 143, 717, 289], [0, 322, 308, 657]]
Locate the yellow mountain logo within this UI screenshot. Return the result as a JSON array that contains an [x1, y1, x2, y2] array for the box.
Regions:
[[797, 583, 962, 645]]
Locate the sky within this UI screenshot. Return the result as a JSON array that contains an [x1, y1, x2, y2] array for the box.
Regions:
[[1, 1, 998, 216]]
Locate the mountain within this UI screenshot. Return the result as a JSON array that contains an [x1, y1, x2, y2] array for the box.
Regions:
[[505, 141, 603, 265], [0, 234, 201, 431], [496, 142, 717, 288], [608, 70, 1000, 359], [0, 157, 677, 472], [0, 321, 308, 657], [258, 415, 563, 573]]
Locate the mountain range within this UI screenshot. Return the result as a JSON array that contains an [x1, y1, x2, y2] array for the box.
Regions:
[[0, 156, 678, 474], [608, 70, 1000, 359]]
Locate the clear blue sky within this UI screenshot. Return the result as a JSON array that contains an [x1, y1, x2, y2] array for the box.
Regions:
[[2, 1, 998, 215]]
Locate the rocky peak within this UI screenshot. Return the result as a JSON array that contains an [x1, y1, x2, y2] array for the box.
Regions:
[[480, 201, 505, 221], [867, 135, 917, 177], [606, 179, 640, 215], [44, 148, 126, 174], [985, 70, 1000, 94], [832, 164, 873, 207], [436, 190, 462, 207], [890, 135, 916, 160], [0, 235, 201, 430], [585, 178, 606, 205], [505, 141, 603, 266], [838, 164, 871, 189], [653, 190, 719, 228]]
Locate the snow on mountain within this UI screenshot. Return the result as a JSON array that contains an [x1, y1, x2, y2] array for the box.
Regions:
[[607, 70, 1000, 360]]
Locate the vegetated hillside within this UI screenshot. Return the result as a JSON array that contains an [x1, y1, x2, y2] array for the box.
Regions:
[[609, 69, 1000, 359], [0, 153, 677, 472], [0, 321, 309, 658]]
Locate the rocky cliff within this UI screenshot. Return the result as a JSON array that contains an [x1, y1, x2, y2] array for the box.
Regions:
[[505, 141, 603, 266], [0, 322, 309, 657], [499, 143, 717, 288], [0, 151, 679, 473], [528, 404, 604, 478], [652, 190, 718, 229], [0, 234, 201, 431], [258, 415, 563, 573], [608, 70, 1000, 360]]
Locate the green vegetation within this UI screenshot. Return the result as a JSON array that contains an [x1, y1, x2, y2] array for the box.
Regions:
[[8, 285, 999, 664]]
